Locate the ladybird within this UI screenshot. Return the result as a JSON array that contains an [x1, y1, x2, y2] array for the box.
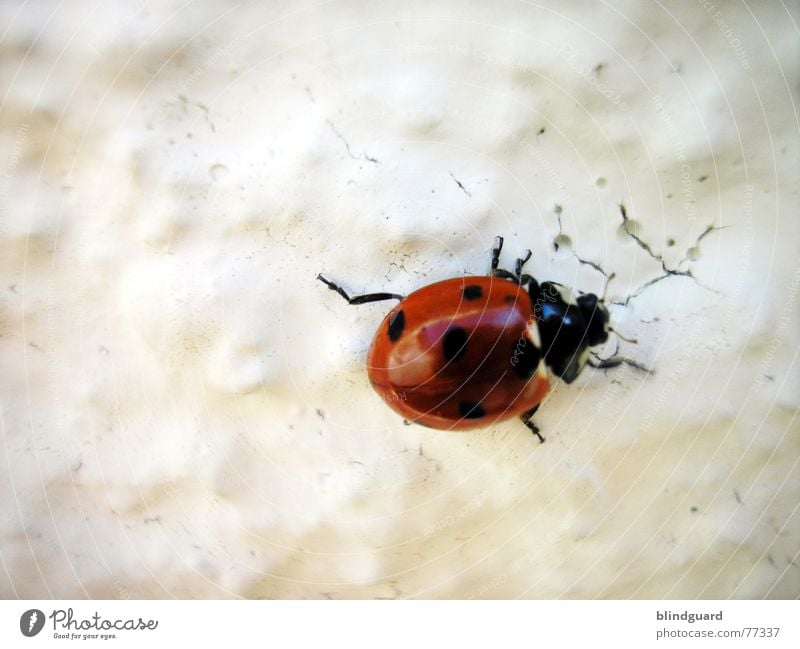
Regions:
[[318, 237, 616, 442]]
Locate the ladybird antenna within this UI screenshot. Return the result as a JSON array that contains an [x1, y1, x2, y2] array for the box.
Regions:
[[608, 326, 638, 344]]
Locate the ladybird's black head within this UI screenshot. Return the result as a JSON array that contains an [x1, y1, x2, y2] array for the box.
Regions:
[[531, 281, 610, 383]]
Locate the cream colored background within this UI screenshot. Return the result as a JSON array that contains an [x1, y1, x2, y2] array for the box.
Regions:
[[1, 0, 797, 598]]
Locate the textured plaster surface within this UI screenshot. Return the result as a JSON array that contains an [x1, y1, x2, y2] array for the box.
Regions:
[[0, 1, 798, 598]]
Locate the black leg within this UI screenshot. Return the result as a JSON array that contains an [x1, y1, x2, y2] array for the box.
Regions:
[[589, 340, 653, 374], [317, 274, 404, 305], [491, 238, 535, 286], [491, 236, 504, 271], [588, 341, 623, 370], [520, 405, 544, 443], [588, 353, 652, 374], [588, 356, 624, 370], [515, 250, 532, 278]]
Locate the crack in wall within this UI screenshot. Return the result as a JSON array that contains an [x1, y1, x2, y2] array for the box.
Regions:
[[553, 203, 609, 278], [326, 119, 380, 164], [619, 202, 664, 264], [449, 171, 472, 197], [613, 203, 723, 306], [575, 255, 608, 277], [551, 203, 723, 307]]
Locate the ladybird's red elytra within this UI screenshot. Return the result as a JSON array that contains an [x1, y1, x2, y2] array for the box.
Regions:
[[366, 276, 550, 432], [318, 236, 614, 442]]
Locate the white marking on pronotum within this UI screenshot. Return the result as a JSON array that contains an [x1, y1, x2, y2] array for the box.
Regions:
[[526, 320, 542, 348]]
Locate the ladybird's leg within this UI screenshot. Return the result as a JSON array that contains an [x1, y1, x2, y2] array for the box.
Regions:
[[588, 353, 652, 373], [589, 339, 652, 373], [490, 236, 504, 271], [515, 250, 532, 278], [490, 238, 533, 284], [317, 274, 404, 304], [520, 405, 545, 443], [588, 341, 624, 370], [587, 356, 624, 369]]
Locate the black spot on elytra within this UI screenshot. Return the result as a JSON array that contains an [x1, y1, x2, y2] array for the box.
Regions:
[[459, 400, 485, 419], [512, 339, 541, 379], [504, 295, 518, 303], [462, 284, 483, 300], [388, 309, 405, 342], [442, 327, 468, 362]]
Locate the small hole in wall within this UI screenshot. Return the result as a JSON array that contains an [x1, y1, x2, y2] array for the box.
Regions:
[[688, 246, 702, 261], [595, 177, 607, 188], [209, 163, 229, 182], [553, 234, 572, 257], [616, 219, 641, 242]]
